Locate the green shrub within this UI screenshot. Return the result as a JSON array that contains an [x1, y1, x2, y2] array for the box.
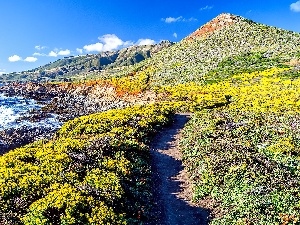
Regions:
[[180, 109, 300, 224]]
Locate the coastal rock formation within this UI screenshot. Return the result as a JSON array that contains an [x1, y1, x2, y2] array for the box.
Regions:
[[0, 81, 157, 152], [0, 126, 55, 154]]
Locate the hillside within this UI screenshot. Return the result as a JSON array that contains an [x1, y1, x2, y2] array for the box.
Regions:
[[110, 13, 300, 87], [1, 13, 300, 224], [0, 40, 173, 82]]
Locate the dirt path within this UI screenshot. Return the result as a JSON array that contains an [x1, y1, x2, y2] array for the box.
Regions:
[[147, 113, 209, 225]]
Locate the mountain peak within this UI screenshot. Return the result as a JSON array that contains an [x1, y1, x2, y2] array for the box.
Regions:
[[186, 13, 239, 40]]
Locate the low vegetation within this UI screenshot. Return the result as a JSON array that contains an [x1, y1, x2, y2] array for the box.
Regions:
[[0, 103, 175, 224], [179, 68, 300, 224], [3, 66, 299, 224]]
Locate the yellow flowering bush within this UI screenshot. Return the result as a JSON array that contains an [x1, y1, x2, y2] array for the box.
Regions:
[[0, 103, 175, 224], [155, 67, 300, 113], [177, 67, 300, 224], [108, 66, 154, 96]]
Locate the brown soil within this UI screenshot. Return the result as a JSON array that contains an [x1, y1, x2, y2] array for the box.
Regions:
[[146, 113, 210, 225], [186, 13, 237, 40]]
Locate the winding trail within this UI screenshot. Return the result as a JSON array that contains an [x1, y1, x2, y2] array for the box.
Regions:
[[147, 113, 209, 225]]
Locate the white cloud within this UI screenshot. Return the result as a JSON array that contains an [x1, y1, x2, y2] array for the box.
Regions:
[[290, 1, 300, 12], [173, 32, 178, 38], [136, 39, 156, 46], [200, 5, 213, 11], [8, 55, 22, 62], [24, 56, 38, 62], [83, 43, 104, 52], [0, 72, 5, 75], [123, 41, 134, 48], [48, 51, 58, 57], [58, 49, 71, 56], [35, 45, 47, 51], [82, 34, 157, 52], [99, 34, 124, 51], [186, 17, 198, 22], [83, 34, 133, 52], [162, 16, 183, 23], [47, 49, 70, 57], [76, 48, 83, 54], [162, 16, 197, 23], [33, 52, 46, 56]]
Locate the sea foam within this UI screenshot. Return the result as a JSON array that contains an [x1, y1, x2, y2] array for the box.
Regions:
[[0, 105, 19, 130], [0, 93, 61, 131]]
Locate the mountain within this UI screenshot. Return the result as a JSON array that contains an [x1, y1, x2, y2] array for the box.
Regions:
[[0, 40, 173, 82], [111, 13, 300, 87]]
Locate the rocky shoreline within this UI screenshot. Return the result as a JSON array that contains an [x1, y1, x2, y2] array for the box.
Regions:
[[0, 126, 56, 154], [0, 81, 131, 153]]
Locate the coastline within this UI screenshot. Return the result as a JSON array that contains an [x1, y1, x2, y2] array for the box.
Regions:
[[0, 81, 131, 153], [0, 82, 61, 153]]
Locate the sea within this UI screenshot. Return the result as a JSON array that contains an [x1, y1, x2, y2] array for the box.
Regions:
[[0, 93, 62, 132]]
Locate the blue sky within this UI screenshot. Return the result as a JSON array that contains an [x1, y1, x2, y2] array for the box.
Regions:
[[1, 0, 300, 73]]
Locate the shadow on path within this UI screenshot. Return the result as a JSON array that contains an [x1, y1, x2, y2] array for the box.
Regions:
[[147, 114, 210, 225]]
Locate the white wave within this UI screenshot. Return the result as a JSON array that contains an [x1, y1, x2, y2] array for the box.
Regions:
[[0, 106, 19, 130], [0, 93, 62, 132]]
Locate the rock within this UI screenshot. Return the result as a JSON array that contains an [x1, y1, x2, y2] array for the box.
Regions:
[[0, 126, 57, 154]]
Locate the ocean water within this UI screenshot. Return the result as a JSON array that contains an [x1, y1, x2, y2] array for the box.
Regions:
[[0, 93, 62, 131]]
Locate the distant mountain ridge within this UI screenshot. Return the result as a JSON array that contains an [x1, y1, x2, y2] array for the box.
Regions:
[[1, 40, 174, 82]]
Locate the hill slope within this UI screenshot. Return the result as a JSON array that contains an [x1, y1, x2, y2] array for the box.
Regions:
[[112, 13, 300, 87]]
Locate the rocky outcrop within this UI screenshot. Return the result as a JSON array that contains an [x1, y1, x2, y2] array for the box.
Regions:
[[0, 82, 111, 152], [0, 81, 154, 152], [0, 126, 55, 154], [0, 82, 67, 101], [186, 13, 238, 40]]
